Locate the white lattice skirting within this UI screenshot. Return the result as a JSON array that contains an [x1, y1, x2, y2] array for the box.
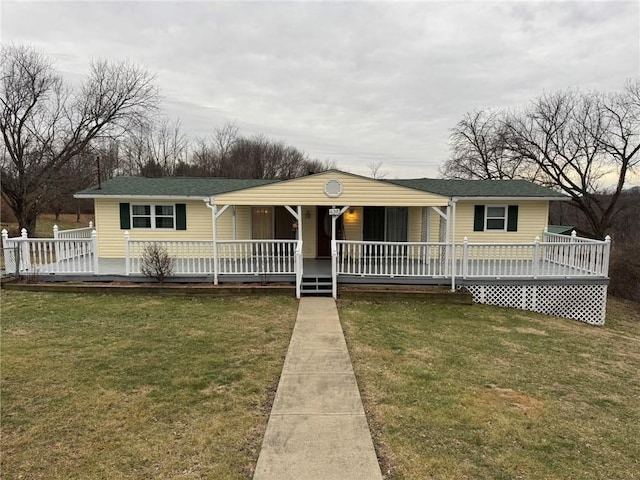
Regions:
[[462, 283, 608, 326]]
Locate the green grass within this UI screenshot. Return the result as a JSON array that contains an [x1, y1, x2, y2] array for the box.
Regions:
[[1, 291, 297, 479], [338, 297, 640, 480]]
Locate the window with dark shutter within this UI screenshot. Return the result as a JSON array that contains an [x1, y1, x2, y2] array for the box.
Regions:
[[119, 203, 131, 229], [176, 204, 187, 230], [473, 205, 485, 232], [507, 205, 519, 232]]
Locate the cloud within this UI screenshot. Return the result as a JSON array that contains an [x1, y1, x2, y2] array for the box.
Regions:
[[2, 1, 638, 178]]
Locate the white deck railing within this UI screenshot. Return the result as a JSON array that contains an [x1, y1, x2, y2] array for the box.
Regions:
[[124, 236, 298, 276], [216, 240, 297, 274], [126, 238, 215, 275], [337, 236, 611, 280], [1, 228, 98, 274], [336, 241, 450, 277], [54, 222, 94, 240]]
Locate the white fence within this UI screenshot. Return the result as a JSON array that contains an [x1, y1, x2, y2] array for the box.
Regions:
[[1, 226, 98, 275], [336, 235, 611, 280], [217, 240, 298, 275], [336, 241, 449, 277], [124, 235, 298, 277], [54, 222, 94, 240]]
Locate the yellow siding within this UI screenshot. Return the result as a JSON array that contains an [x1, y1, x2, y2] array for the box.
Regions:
[[94, 194, 550, 260], [214, 171, 448, 207], [408, 207, 422, 242], [235, 206, 251, 239], [95, 199, 214, 258], [301, 207, 317, 258], [343, 207, 362, 242], [453, 201, 548, 242]]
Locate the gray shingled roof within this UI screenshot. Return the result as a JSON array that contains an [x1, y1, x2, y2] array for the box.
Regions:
[[75, 177, 278, 197], [76, 174, 567, 199], [387, 178, 567, 198]]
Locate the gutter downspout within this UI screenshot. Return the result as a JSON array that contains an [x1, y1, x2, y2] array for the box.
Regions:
[[204, 197, 218, 285]]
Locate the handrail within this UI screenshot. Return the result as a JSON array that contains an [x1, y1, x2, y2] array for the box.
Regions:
[[336, 237, 610, 279]]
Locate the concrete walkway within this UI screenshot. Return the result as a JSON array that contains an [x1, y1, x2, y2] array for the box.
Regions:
[[253, 297, 383, 480]]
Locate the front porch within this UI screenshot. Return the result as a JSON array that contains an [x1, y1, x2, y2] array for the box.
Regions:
[[4, 230, 610, 285], [2, 226, 612, 325]]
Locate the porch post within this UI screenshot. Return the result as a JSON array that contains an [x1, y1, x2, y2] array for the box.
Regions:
[[462, 236, 469, 279], [331, 206, 349, 299], [20, 228, 31, 271], [443, 205, 450, 277], [232, 206, 237, 240], [124, 231, 130, 275], [450, 199, 457, 292], [53, 224, 61, 265], [91, 229, 99, 274], [212, 204, 219, 285], [533, 236, 540, 279], [1, 229, 13, 275], [296, 205, 303, 299], [603, 235, 611, 277]]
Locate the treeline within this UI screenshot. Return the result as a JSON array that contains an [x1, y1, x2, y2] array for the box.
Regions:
[[98, 120, 331, 179], [40, 120, 334, 221], [0, 44, 332, 233]]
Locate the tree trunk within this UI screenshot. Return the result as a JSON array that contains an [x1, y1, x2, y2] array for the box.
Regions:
[[14, 202, 39, 237]]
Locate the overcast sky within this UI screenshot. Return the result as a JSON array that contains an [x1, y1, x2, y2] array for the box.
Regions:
[[2, 0, 639, 179]]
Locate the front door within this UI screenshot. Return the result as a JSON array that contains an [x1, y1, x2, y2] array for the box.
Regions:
[[316, 206, 331, 257]]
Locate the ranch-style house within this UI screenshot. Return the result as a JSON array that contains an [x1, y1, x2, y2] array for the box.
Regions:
[[2, 170, 611, 325]]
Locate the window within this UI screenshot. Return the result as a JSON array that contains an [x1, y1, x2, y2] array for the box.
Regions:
[[132, 204, 174, 229], [363, 206, 408, 242], [119, 203, 186, 230], [485, 206, 506, 231], [473, 205, 519, 232]]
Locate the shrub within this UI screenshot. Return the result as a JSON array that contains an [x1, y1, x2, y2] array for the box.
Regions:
[[140, 244, 174, 284]]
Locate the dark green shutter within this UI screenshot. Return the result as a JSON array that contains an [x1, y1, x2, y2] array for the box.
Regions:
[[176, 203, 187, 230], [473, 205, 485, 232], [507, 205, 519, 232], [119, 203, 130, 229]]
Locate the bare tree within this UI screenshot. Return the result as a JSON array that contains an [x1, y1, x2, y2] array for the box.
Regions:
[[0, 44, 160, 233], [367, 161, 387, 179], [443, 82, 640, 238], [440, 110, 538, 180]]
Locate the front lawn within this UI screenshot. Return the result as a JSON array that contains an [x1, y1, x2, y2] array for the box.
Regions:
[[339, 297, 640, 480], [1, 291, 297, 479]]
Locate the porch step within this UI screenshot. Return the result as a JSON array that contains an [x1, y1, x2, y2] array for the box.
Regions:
[[300, 275, 333, 296]]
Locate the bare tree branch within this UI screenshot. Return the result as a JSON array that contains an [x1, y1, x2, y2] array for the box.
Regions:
[[1, 44, 160, 233]]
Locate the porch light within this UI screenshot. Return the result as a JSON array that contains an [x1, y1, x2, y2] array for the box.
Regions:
[[345, 208, 357, 222], [305, 209, 311, 219]]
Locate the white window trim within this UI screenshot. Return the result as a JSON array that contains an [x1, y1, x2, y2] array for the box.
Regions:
[[131, 203, 176, 230], [484, 205, 507, 232]]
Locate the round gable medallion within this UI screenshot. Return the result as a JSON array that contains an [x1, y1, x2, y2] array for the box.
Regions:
[[324, 179, 343, 198]]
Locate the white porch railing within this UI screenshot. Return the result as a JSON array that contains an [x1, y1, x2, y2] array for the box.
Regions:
[[217, 240, 297, 274], [337, 236, 611, 281], [54, 222, 94, 240], [336, 241, 450, 277], [125, 237, 215, 275], [1, 228, 98, 274], [124, 236, 298, 276]]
